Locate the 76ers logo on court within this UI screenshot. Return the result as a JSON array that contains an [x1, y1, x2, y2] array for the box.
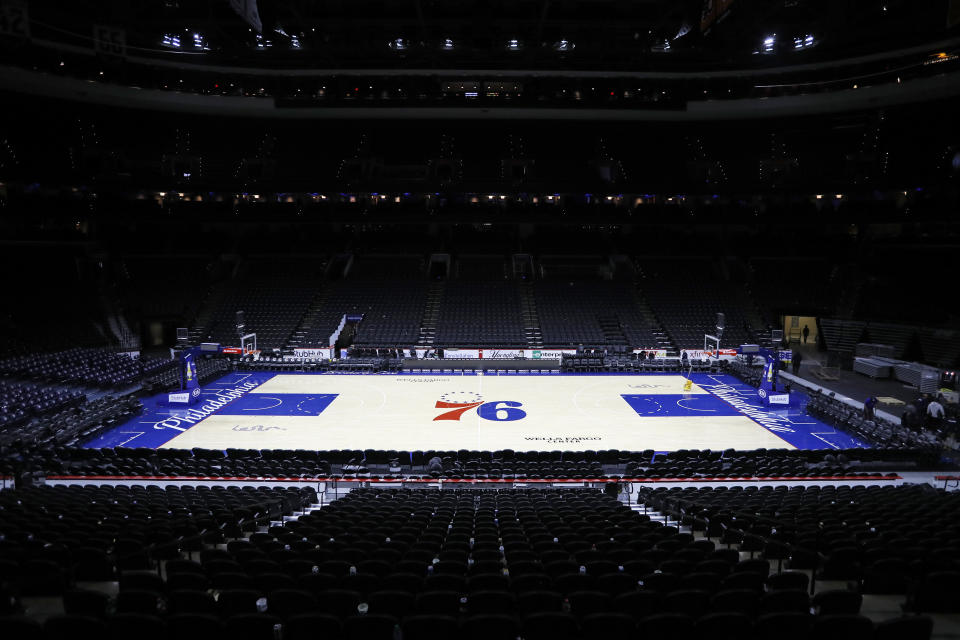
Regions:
[[435, 392, 526, 422]]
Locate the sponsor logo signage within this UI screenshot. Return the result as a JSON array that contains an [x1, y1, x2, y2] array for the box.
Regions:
[[434, 392, 527, 422]]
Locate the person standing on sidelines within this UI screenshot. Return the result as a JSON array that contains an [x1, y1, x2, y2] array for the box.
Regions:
[[927, 395, 945, 429], [802, 324, 810, 344]]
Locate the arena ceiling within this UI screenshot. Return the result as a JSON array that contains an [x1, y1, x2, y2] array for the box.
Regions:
[[16, 0, 956, 72]]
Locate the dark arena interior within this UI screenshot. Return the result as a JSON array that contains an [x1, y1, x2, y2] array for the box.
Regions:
[[2, 0, 960, 638]]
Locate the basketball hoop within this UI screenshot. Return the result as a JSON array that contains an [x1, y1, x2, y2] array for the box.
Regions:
[[240, 332, 257, 354]]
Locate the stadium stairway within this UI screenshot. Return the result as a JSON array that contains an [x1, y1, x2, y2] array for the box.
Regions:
[[416, 282, 444, 348], [598, 314, 628, 348], [633, 287, 676, 354], [518, 282, 543, 348], [188, 283, 229, 346], [286, 288, 332, 351]]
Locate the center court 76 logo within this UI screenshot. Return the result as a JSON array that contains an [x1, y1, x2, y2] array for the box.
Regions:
[[435, 392, 526, 422]]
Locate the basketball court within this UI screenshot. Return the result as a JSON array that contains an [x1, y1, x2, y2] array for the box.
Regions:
[[85, 372, 866, 452]]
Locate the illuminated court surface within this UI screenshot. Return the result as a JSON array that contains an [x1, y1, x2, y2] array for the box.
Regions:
[[86, 372, 867, 452]]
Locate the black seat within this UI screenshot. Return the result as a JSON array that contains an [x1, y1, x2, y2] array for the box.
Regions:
[[416, 590, 461, 615], [663, 589, 711, 617], [314, 588, 363, 618], [366, 589, 416, 618], [167, 572, 210, 591], [874, 616, 934, 640], [521, 612, 579, 640], [166, 614, 223, 640], [812, 589, 862, 615], [466, 590, 515, 615], [44, 615, 108, 640], [760, 589, 809, 614], [765, 571, 809, 592], [638, 613, 695, 640], [462, 614, 519, 640], [343, 614, 398, 640], [580, 612, 636, 638], [594, 571, 637, 595], [721, 571, 765, 591], [0, 616, 43, 640], [811, 614, 874, 640], [612, 590, 661, 619], [115, 589, 162, 615], [19, 559, 66, 595], [754, 612, 814, 640], [168, 589, 217, 615], [119, 570, 165, 592], [516, 590, 564, 614], [402, 614, 459, 640], [223, 613, 283, 640], [511, 574, 552, 593], [217, 589, 262, 616], [266, 588, 318, 618], [566, 590, 609, 617], [108, 613, 167, 640], [284, 613, 342, 640], [63, 588, 111, 618], [910, 571, 960, 612], [694, 612, 752, 640], [467, 573, 510, 592]]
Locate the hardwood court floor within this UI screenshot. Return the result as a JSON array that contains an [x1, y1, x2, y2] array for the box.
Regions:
[[148, 373, 802, 452]]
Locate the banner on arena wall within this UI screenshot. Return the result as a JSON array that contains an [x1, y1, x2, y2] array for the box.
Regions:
[[687, 349, 739, 359], [658, 348, 739, 360], [478, 349, 525, 359], [93, 24, 126, 58], [441, 349, 481, 359], [411, 349, 445, 359], [418, 349, 574, 360], [633, 349, 669, 358], [222, 347, 260, 359], [406, 347, 741, 361], [524, 349, 577, 360], [293, 348, 332, 359], [778, 350, 792, 363]]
